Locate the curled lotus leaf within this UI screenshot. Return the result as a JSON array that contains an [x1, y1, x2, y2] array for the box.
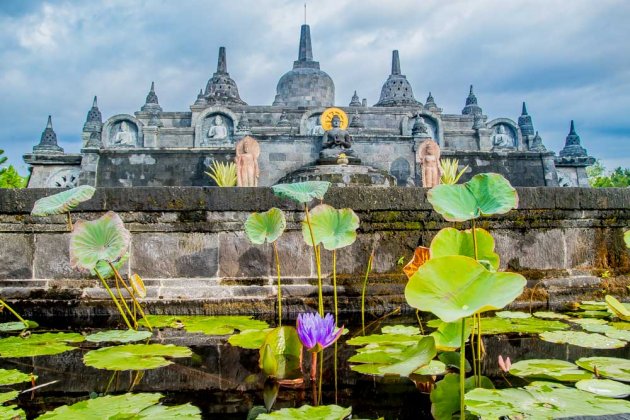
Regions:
[[0, 332, 84, 358], [509, 359, 592, 382], [427, 173, 518, 222], [83, 343, 192, 371], [405, 255, 526, 323], [539, 330, 626, 349], [302, 204, 360, 250], [130, 274, 147, 298], [244, 208, 286, 245], [0, 369, 35, 386], [85, 329, 153, 343], [258, 326, 302, 379], [430, 227, 499, 270], [271, 181, 330, 204], [430, 320, 472, 351], [576, 357, 630, 382], [403, 246, 430, 279], [257, 404, 351, 420], [228, 328, 273, 349], [606, 295, 630, 321], [91, 253, 128, 280], [576, 379, 630, 398], [31, 185, 96, 217], [70, 211, 131, 271]]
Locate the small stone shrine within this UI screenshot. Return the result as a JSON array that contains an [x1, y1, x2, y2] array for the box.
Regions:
[[23, 23, 594, 188]]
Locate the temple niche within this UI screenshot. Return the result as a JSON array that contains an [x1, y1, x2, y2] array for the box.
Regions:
[[306, 114, 325, 136], [390, 157, 412, 186], [201, 114, 233, 147], [408, 115, 438, 140], [491, 124, 517, 150], [102, 116, 141, 148]]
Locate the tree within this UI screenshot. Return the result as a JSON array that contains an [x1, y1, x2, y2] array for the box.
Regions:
[[0, 149, 27, 189], [587, 160, 630, 187]]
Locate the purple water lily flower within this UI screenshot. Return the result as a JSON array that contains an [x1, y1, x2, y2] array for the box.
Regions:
[[296, 312, 344, 353]]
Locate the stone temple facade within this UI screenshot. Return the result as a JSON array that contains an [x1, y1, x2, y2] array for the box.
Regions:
[[23, 24, 594, 188]]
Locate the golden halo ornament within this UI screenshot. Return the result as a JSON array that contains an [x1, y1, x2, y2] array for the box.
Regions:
[[320, 107, 349, 131]]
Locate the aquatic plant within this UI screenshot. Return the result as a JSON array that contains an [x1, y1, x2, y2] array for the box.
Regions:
[[0, 332, 84, 358], [259, 326, 302, 379], [205, 160, 237, 187], [256, 404, 351, 419], [439, 158, 468, 185], [31, 185, 95, 230], [0, 298, 36, 331], [296, 312, 343, 353], [83, 343, 192, 371], [576, 379, 630, 398], [142, 314, 267, 335], [360, 245, 376, 335]]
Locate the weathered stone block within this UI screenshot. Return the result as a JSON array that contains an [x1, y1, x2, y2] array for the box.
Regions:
[[494, 229, 567, 269], [33, 233, 86, 279], [218, 231, 272, 278], [0, 234, 33, 279]]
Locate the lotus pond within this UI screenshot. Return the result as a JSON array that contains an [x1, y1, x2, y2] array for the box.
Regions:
[[4, 174, 629, 418]]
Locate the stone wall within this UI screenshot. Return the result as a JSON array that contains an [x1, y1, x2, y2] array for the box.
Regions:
[[0, 187, 628, 321]]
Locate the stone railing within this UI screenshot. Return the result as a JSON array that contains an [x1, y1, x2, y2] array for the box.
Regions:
[[0, 187, 628, 321]]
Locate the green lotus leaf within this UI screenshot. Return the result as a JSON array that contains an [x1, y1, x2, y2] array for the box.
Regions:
[[465, 384, 630, 419], [378, 336, 436, 376], [605, 328, 630, 341], [612, 321, 630, 330], [91, 253, 128, 280], [85, 329, 153, 343], [0, 392, 24, 420], [271, 181, 331, 204], [414, 359, 447, 376], [257, 404, 351, 420], [0, 391, 18, 404], [533, 311, 570, 320], [350, 336, 436, 377], [539, 330, 626, 349], [438, 352, 471, 372], [576, 357, 630, 382], [580, 323, 614, 333], [625, 230, 630, 248], [141, 315, 268, 335], [567, 310, 611, 319], [430, 319, 472, 351], [0, 332, 84, 358], [405, 255, 526, 322], [0, 320, 38, 332], [427, 173, 518, 222], [228, 328, 273, 349], [606, 295, 630, 321], [569, 318, 608, 325], [302, 204, 360, 250], [509, 359, 592, 381], [576, 379, 630, 398], [83, 343, 192, 371], [579, 301, 608, 311], [244, 208, 286, 245], [430, 373, 494, 420], [349, 349, 406, 365], [346, 333, 419, 346], [36, 392, 201, 419], [430, 227, 499, 270], [429, 317, 569, 335], [69, 211, 131, 271], [495, 310, 531, 319], [31, 185, 96, 217], [380, 325, 421, 335], [0, 369, 35, 385], [258, 327, 302, 379]]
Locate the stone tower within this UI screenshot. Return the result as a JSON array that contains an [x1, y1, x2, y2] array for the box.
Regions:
[[375, 50, 419, 107], [204, 47, 247, 105], [273, 24, 334, 107], [462, 85, 483, 116], [33, 116, 63, 154], [82, 96, 103, 148]]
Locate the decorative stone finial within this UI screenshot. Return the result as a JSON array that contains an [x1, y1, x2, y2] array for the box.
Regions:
[[530, 131, 546, 152], [559, 120, 588, 157], [412, 115, 431, 138], [518, 101, 534, 137], [83, 95, 103, 132], [349, 110, 364, 128], [33, 115, 64, 154], [297, 24, 313, 62], [237, 112, 250, 131], [349, 90, 361, 107], [462, 85, 482, 115], [194, 88, 207, 106], [141, 81, 163, 113], [425, 92, 440, 112], [362, 98, 367, 107], [205, 47, 247, 105], [375, 50, 419, 107]]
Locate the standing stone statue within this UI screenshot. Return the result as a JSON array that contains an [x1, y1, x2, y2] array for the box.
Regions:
[[418, 139, 441, 188], [113, 121, 136, 147], [235, 136, 260, 187], [207, 115, 228, 141]]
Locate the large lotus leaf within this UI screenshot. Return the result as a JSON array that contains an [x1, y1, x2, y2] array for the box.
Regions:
[[568, 310, 611, 319], [271, 181, 331, 204], [83, 343, 192, 371], [430, 373, 494, 420], [430, 227, 499, 270], [0, 320, 38, 332], [258, 327, 302, 379], [465, 383, 630, 419], [70, 211, 131, 271], [427, 173, 518, 222], [244, 208, 286, 245], [0, 368, 34, 385], [259, 326, 302, 361], [85, 329, 153, 343], [378, 336, 437, 376], [576, 379, 630, 398], [606, 295, 630, 321], [0, 391, 19, 404], [539, 330, 626, 349], [576, 357, 630, 382], [142, 315, 268, 335], [0, 332, 84, 358], [301, 204, 359, 250], [509, 359, 592, 381], [228, 328, 273, 349], [606, 328, 630, 341], [580, 301, 608, 311], [350, 336, 438, 377], [533, 311, 570, 320], [257, 404, 351, 420], [437, 352, 471, 372], [31, 185, 96, 217], [403, 246, 430, 279], [430, 319, 472, 351], [0, 394, 24, 420], [405, 255, 526, 322], [569, 318, 608, 325], [580, 323, 614, 333], [414, 360, 447, 376], [36, 392, 201, 419]]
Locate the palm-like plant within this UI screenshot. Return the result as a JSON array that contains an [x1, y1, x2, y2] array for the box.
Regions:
[[439, 158, 469, 185], [206, 161, 237, 187]]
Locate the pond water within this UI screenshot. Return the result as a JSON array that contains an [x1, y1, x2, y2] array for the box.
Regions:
[[0, 313, 628, 419]]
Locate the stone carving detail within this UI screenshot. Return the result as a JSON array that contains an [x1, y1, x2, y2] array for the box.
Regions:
[[349, 90, 361, 107], [237, 112, 250, 131], [277, 110, 291, 127], [349, 111, 364, 128], [112, 121, 138, 147], [418, 139, 441, 188], [235, 136, 260, 187], [47, 168, 80, 188], [308, 114, 325, 136], [390, 157, 411, 186], [202, 115, 232, 146], [412, 115, 430, 137], [319, 112, 359, 164], [530, 131, 546, 152], [492, 125, 515, 149]]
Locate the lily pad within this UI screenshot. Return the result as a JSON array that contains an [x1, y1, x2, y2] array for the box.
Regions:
[[85, 329, 153, 343], [509, 359, 592, 382], [228, 329, 273, 349], [271, 181, 330, 204], [611, 321, 630, 330], [380, 325, 421, 335], [302, 204, 359, 250], [580, 323, 614, 333], [405, 255, 526, 322], [346, 333, 419, 346], [437, 352, 471, 372], [430, 227, 499, 270], [414, 360, 447, 376], [532, 311, 569, 320], [567, 310, 611, 319], [569, 318, 608, 325], [0, 391, 24, 420], [0, 332, 84, 358], [0, 320, 39, 332], [579, 301, 608, 311], [495, 310, 531, 319], [430, 317, 569, 335], [378, 336, 437, 376], [427, 173, 518, 222], [539, 331, 626, 349], [350, 336, 437, 377], [36, 392, 200, 419], [0, 369, 34, 385], [605, 328, 630, 341], [576, 379, 630, 398], [257, 404, 351, 420], [70, 211, 131, 271], [430, 319, 472, 351], [142, 315, 268, 335], [83, 343, 192, 371], [576, 357, 630, 382], [403, 246, 430, 279], [244, 208, 286, 245], [31, 185, 96, 217], [606, 295, 630, 321]]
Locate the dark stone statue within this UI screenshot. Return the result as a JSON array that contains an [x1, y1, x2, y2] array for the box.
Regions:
[[318, 115, 360, 164]]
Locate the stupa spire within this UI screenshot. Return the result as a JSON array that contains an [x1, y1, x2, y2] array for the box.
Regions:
[[391, 50, 401, 75], [521, 101, 528, 115], [374, 50, 418, 107], [204, 47, 247, 105], [141, 81, 162, 113], [559, 120, 588, 157], [33, 115, 64, 154], [462, 85, 482, 115], [297, 24, 313, 62], [217, 46, 227, 73], [518, 101, 534, 137]]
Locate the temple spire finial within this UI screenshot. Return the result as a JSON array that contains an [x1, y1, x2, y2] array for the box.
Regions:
[[522, 101, 528, 115], [92, 96, 98, 108], [297, 24, 313, 62], [217, 46, 227, 73], [569, 119, 576, 135], [46, 115, 52, 129], [392, 50, 401, 75], [304, 3, 307, 25], [469, 84, 474, 95]]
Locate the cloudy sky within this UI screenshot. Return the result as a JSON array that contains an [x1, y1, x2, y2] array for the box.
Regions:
[[1, 0, 629, 175]]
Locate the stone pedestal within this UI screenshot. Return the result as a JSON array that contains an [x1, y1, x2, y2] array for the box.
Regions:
[[278, 164, 396, 187]]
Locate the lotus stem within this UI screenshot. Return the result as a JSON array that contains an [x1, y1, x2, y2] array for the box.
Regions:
[[310, 352, 317, 381], [415, 309, 424, 335], [0, 298, 28, 328], [361, 249, 375, 335], [272, 241, 282, 327], [477, 313, 483, 385], [104, 372, 117, 394], [304, 205, 323, 315], [318, 351, 323, 405], [66, 212, 73, 231], [332, 250, 338, 323], [113, 273, 136, 329], [334, 342, 338, 404], [460, 317, 466, 418], [109, 262, 152, 332], [94, 267, 132, 330]]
